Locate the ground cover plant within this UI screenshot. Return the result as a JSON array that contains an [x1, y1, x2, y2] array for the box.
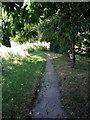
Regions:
[[0, 42, 46, 118]]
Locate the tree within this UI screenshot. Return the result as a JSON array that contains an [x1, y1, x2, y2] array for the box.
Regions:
[[1, 2, 90, 67], [38, 2, 90, 67], [2, 2, 42, 45]]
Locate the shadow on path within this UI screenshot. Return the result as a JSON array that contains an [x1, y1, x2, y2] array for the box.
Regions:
[[32, 53, 67, 118]]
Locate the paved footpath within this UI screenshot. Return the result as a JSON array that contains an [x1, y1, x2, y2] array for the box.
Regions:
[[32, 53, 67, 118]]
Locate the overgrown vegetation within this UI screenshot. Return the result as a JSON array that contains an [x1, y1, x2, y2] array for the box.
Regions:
[[0, 42, 46, 118], [51, 53, 89, 118]]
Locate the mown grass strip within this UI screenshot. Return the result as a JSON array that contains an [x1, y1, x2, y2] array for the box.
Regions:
[[2, 51, 46, 118]]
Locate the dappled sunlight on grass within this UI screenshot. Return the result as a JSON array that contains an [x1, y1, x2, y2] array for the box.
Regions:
[[0, 42, 46, 66], [29, 55, 46, 62], [1, 42, 47, 118], [0, 42, 29, 59], [0, 41, 48, 62], [50, 52, 62, 60]]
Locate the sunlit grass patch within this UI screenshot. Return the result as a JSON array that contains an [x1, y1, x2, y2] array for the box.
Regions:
[[51, 53, 88, 118], [1, 42, 46, 118]]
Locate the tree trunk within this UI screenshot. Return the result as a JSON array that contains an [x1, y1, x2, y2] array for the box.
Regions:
[[72, 42, 75, 68]]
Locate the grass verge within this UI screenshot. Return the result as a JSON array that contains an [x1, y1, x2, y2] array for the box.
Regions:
[[1, 44, 46, 118], [51, 53, 89, 118]]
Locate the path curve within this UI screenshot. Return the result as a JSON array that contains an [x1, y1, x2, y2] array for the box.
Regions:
[[32, 53, 67, 118]]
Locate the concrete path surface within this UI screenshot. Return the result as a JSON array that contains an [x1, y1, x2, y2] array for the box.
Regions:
[[31, 53, 67, 118]]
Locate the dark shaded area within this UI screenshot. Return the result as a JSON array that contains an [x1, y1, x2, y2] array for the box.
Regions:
[[2, 36, 11, 47], [51, 53, 89, 118], [50, 41, 61, 53]]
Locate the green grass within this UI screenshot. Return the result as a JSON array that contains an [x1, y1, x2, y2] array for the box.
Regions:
[[2, 50, 46, 118], [51, 53, 88, 118]]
